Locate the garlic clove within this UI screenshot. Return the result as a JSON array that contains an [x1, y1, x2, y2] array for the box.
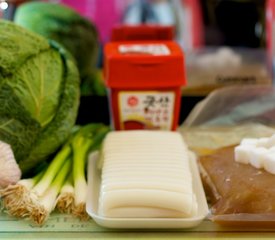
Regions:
[[0, 141, 21, 188]]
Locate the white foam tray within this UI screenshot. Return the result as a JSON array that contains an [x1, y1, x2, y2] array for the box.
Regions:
[[86, 151, 209, 229]]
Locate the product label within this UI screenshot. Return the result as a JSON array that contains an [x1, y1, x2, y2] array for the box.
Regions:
[[118, 44, 170, 56], [118, 91, 175, 130]]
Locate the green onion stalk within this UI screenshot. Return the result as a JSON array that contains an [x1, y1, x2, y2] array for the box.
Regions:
[[72, 123, 110, 220], [31, 158, 72, 225], [32, 145, 71, 197], [29, 142, 72, 225], [0, 123, 110, 225], [55, 172, 75, 214]]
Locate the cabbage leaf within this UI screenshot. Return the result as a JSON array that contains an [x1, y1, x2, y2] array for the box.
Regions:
[[0, 20, 80, 174]]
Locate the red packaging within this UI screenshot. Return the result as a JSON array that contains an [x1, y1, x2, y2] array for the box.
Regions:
[[104, 41, 186, 131], [111, 25, 174, 42]]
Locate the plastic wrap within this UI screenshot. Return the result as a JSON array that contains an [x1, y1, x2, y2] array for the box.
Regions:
[[199, 146, 275, 227], [180, 86, 275, 154], [180, 86, 275, 227], [183, 48, 272, 96], [184, 85, 275, 127]]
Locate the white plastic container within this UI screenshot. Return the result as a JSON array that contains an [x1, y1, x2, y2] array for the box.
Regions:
[[86, 151, 209, 229]]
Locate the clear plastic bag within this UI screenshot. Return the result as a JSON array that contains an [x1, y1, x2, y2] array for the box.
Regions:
[[199, 146, 275, 228], [180, 86, 275, 155], [180, 86, 275, 227], [184, 85, 275, 127], [183, 47, 272, 96]]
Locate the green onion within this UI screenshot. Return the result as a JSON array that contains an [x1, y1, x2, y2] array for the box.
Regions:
[[72, 124, 109, 219], [31, 158, 72, 225], [32, 144, 71, 197], [1, 123, 110, 225], [56, 172, 74, 214]]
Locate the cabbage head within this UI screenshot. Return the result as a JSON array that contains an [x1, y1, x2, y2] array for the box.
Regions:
[[0, 20, 80, 174], [14, 1, 99, 79]]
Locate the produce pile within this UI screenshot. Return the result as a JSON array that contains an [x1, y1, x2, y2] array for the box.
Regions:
[[0, 123, 109, 225], [0, 10, 109, 225]]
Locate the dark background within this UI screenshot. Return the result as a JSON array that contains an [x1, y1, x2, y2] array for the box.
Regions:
[[200, 0, 266, 48]]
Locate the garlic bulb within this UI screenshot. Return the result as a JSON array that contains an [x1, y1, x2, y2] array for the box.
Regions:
[[0, 141, 21, 188]]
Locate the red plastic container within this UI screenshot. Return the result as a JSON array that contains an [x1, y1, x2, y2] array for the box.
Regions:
[[111, 25, 174, 42], [104, 41, 186, 131]]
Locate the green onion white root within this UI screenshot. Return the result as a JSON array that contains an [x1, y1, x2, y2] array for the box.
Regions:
[[55, 174, 75, 214], [0, 170, 42, 218]]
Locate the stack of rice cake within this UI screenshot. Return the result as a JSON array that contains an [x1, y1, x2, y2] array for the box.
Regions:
[[98, 131, 198, 218]]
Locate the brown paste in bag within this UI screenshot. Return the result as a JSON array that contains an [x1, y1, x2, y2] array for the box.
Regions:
[[199, 146, 275, 215]]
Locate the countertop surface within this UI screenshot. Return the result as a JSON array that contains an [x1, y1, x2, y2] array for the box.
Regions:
[[1, 213, 275, 239]]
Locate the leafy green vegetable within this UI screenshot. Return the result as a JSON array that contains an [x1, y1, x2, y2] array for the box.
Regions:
[[14, 1, 99, 79], [0, 20, 80, 174], [0, 123, 110, 225], [80, 70, 107, 97], [71, 123, 110, 219]]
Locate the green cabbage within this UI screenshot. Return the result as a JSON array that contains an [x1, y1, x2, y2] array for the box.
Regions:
[[14, 2, 99, 79], [0, 20, 80, 174]]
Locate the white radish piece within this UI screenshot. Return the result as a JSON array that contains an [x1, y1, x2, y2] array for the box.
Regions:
[[234, 145, 253, 164], [249, 147, 267, 169], [263, 153, 275, 174]]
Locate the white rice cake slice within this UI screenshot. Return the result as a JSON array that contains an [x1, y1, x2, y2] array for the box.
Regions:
[[98, 130, 197, 218]]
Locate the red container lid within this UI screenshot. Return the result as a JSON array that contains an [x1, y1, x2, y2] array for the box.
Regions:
[[104, 41, 186, 89], [111, 25, 175, 42]]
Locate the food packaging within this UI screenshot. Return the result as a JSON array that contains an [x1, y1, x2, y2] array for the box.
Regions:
[[183, 47, 272, 96], [184, 85, 275, 127], [110, 25, 175, 42], [104, 41, 186, 130], [86, 151, 208, 229], [199, 146, 275, 228], [181, 85, 275, 154], [181, 85, 275, 227]]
